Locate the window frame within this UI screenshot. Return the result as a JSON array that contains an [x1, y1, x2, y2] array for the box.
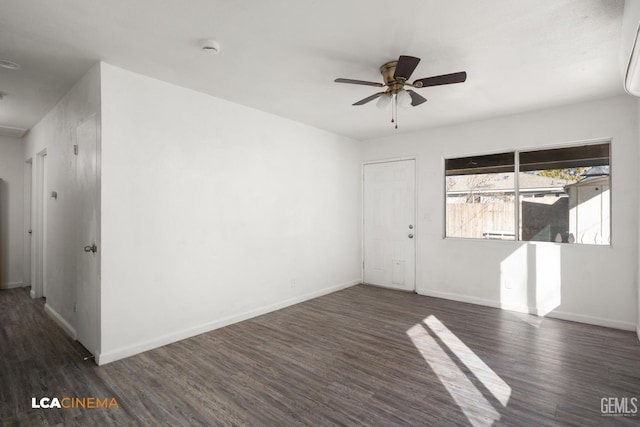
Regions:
[[443, 139, 612, 245]]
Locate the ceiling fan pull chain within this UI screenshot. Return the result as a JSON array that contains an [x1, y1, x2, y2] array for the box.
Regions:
[[391, 93, 396, 124], [394, 93, 398, 128], [394, 92, 398, 129]]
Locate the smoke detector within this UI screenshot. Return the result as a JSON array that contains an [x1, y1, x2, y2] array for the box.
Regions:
[[199, 39, 220, 54]]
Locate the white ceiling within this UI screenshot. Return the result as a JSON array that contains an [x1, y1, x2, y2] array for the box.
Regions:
[[0, 0, 626, 140]]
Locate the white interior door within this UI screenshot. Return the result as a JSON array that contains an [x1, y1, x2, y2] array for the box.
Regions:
[[363, 159, 416, 291], [76, 115, 99, 356]]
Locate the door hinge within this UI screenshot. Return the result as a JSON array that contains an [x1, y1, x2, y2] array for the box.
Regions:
[[73, 144, 78, 155]]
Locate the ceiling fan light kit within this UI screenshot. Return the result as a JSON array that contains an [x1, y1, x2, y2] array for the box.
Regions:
[[396, 90, 412, 109], [376, 93, 392, 110], [335, 55, 467, 129]]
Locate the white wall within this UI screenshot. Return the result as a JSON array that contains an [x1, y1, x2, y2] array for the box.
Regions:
[[363, 95, 639, 330], [0, 135, 24, 288], [99, 63, 362, 364], [22, 64, 101, 337]]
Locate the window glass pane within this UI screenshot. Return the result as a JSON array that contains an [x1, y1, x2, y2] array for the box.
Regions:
[[518, 143, 610, 244], [518, 170, 573, 242], [446, 152, 515, 240]]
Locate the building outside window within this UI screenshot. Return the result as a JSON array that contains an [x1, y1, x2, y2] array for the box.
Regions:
[[445, 142, 610, 245]]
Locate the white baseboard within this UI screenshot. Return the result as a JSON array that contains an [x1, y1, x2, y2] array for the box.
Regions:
[[416, 287, 636, 331], [97, 279, 361, 365], [546, 310, 636, 331], [1, 281, 25, 289], [417, 288, 502, 309], [44, 303, 77, 340]]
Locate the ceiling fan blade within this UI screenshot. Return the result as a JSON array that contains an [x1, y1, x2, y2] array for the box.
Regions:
[[353, 92, 385, 106], [413, 71, 467, 88], [335, 78, 384, 87], [407, 90, 427, 106], [394, 55, 421, 80]]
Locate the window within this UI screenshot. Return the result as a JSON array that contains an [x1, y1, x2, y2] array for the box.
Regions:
[[445, 152, 516, 240], [445, 142, 610, 245]]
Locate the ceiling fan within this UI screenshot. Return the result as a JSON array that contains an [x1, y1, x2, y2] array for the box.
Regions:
[[335, 55, 467, 128]]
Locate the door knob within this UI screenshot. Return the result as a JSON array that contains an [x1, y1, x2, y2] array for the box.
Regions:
[[408, 234, 414, 239], [409, 225, 414, 229], [84, 244, 97, 253]]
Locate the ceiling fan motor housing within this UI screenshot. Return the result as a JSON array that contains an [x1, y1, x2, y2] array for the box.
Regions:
[[380, 60, 404, 94]]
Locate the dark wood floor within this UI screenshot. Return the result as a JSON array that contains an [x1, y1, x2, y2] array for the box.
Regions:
[[1, 285, 639, 426]]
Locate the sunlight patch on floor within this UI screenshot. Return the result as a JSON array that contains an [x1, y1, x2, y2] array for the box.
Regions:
[[424, 315, 511, 406], [407, 315, 512, 426]]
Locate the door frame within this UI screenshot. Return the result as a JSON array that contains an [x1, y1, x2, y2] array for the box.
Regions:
[[23, 159, 33, 289], [32, 149, 48, 299], [361, 156, 419, 291]]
